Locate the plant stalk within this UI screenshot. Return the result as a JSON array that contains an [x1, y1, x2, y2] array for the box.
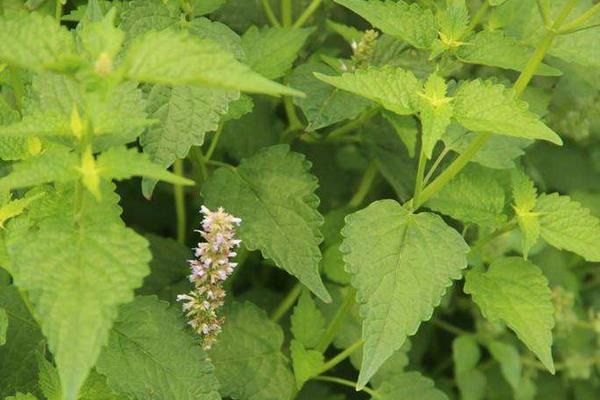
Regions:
[[270, 283, 302, 322], [293, 0, 322, 28], [314, 339, 364, 376], [316, 287, 357, 352], [312, 376, 380, 398], [174, 159, 186, 244]]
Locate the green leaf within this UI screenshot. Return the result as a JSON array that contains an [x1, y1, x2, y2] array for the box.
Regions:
[[453, 80, 562, 145], [381, 112, 417, 158], [78, 8, 123, 63], [341, 200, 469, 388], [140, 84, 236, 197], [241, 26, 313, 80], [0, 112, 71, 139], [551, 28, 600, 68], [315, 66, 420, 115], [322, 243, 351, 285], [6, 186, 151, 400], [122, 30, 302, 96], [487, 341, 521, 390], [427, 164, 507, 227], [290, 340, 324, 389], [4, 394, 38, 400], [202, 145, 330, 302], [334, 0, 437, 49], [188, 17, 244, 60], [208, 301, 296, 400], [535, 193, 600, 261], [464, 257, 555, 373], [375, 371, 448, 400], [457, 31, 561, 76], [288, 62, 371, 131], [96, 296, 220, 400], [291, 290, 326, 349], [418, 74, 453, 158], [456, 370, 486, 400], [452, 336, 480, 375], [0, 308, 6, 346], [511, 169, 540, 258], [190, 0, 226, 16], [119, 0, 178, 46], [0, 284, 43, 398], [0, 13, 80, 72], [97, 147, 194, 186]]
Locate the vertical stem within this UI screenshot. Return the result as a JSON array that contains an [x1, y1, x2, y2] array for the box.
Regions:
[[423, 147, 449, 185], [293, 0, 322, 28], [262, 0, 282, 27], [205, 124, 223, 162], [312, 376, 380, 398], [270, 282, 302, 322], [55, 0, 64, 22], [314, 339, 364, 375], [412, 146, 427, 209], [316, 287, 356, 352], [281, 0, 293, 27], [348, 162, 377, 209], [174, 159, 186, 244], [467, 1, 490, 31]]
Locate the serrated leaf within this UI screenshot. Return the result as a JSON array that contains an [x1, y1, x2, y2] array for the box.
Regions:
[[78, 8, 123, 63], [427, 164, 507, 227], [140, 84, 236, 197], [0, 13, 80, 72], [464, 257, 554, 373], [457, 31, 561, 76], [487, 341, 521, 390], [290, 340, 324, 389], [453, 80, 562, 144], [375, 371, 448, 400], [119, 0, 178, 46], [535, 193, 600, 261], [202, 145, 330, 302], [288, 62, 371, 131], [6, 186, 150, 400], [96, 296, 220, 400], [188, 17, 244, 60], [511, 169, 539, 258], [242, 26, 313, 80], [334, 0, 437, 49], [341, 200, 469, 388], [418, 74, 453, 158], [208, 301, 296, 400], [291, 290, 326, 349], [322, 243, 351, 285], [122, 30, 302, 96], [315, 66, 420, 115], [0, 193, 45, 228]]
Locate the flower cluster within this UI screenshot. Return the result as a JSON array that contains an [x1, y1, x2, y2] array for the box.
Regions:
[[177, 205, 241, 349]]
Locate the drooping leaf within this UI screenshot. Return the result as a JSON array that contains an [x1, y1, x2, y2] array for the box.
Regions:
[[341, 200, 469, 388], [208, 301, 296, 400], [464, 257, 555, 373], [202, 145, 330, 302], [96, 296, 220, 400], [291, 290, 326, 349]]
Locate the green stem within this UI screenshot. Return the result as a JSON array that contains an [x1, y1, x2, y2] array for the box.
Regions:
[[55, 0, 64, 21], [314, 339, 364, 375], [312, 375, 380, 398], [348, 162, 377, 209], [189, 147, 208, 184], [205, 159, 236, 170], [281, 0, 293, 27], [174, 159, 186, 244], [270, 283, 302, 322], [412, 146, 428, 209], [423, 147, 449, 185], [73, 180, 84, 222], [467, 1, 490, 31], [326, 108, 379, 142], [282, 96, 303, 141], [316, 287, 356, 352], [431, 319, 472, 337], [205, 124, 224, 162], [262, 0, 282, 27], [293, 0, 322, 28], [560, 3, 600, 33], [536, 0, 551, 26], [469, 221, 518, 254]]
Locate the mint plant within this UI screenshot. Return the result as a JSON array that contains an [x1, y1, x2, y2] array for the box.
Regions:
[[0, 0, 600, 399]]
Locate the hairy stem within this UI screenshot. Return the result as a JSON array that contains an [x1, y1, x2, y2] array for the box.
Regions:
[[326, 108, 379, 142], [262, 0, 282, 27], [293, 0, 322, 28], [270, 282, 302, 322], [174, 159, 186, 244], [315, 339, 364, 375], [312, 375, 380, 398], [469, 221, 518, 254], [412, 146, 428, 209], [316, 287, 357, 352], [423, 147, 449, 185], [281, 0, 293, 27], [205, 123, 224, 162]]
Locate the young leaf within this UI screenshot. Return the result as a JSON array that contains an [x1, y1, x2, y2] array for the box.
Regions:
[[375, 371, 448, 400], [452, 336, 480, 375], [202, 145, 331, 302], [208, 302, 296, 400], [535, 193, 600, 261], [315, 66, 420, 115], [96, 296, 220, 400], [290, 340, 324, 389], [241, 26, 314, 80], [291, 290, 326, 349], [122, 30, 302, 96], [0, 13, 80, 73], [487, 341, 521, 390], [140, 84, 237, 197], [511, 169, 540, 258], [453, 80, 562, 145], [418, 74, 453, 158], [464, 257, 555, 373], [426, 164, 507, 228], [334, 0, 437, 49], [119, 0, 179, 46], [341, 200, 469, 388], [0, 193, 44, 228], [6, 186, 151, 400], [189, 17, 244, 60]]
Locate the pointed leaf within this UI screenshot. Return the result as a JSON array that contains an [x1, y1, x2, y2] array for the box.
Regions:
[[290, 340, 324, 389], [418, 74, 453, 158], [291, 290, 326, 349]]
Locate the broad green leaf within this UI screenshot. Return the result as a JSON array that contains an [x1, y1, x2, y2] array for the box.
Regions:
[[191, 0, 226, 16], [436, 0, 470, 42], [208, 301, 296, 400], [0, 97, 36, 161], [291, 290, 326, 349], [426, 164, 507, 228], [418, 74, 453, 158], [381, 112, 417, 158], [241, 26, 313, 80], [487, 341, 521, 390], [78, 8, 123, 64], [322, 243, 351, 285], [457, 31, 561, 76], [0, 284, 43, 398], [202, 145, 330, 302], [457, 370, 486, 400], [122, 30, 302, 96], [551, 28, 600, 68], [6, 186, 150, 400], [374, 372, 448, 400], [96, 296, 220, 400], [511, 169, 539, 258], [315, 66, 420, 115], [341, 200, 469, 388], [0, 308, 6, 346], [334, 0, 437, 49], [188, 17, 244, 60], [0, 13, 80, 72], [140, 84, 236, 197], [288, 62, 371, 131], [290, 340, 324, 389], [453, 80, 562, 145], [0, 112, 71, 139], [452, 336, 480, 374], [464, 257, 554, 373], [119, 0, 178, 46], [535, 193, 600, 261]]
